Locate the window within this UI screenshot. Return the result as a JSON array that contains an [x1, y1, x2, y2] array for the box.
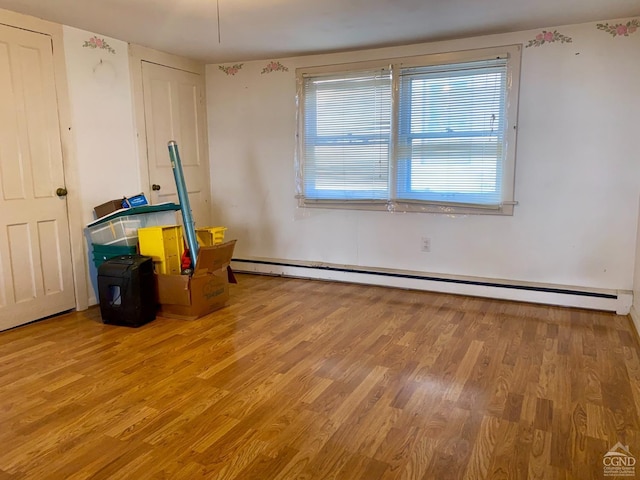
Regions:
[[297, 46, 521, 215]]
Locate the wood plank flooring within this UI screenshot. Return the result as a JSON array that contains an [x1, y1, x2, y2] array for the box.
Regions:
[[0, 273, 639, 479]]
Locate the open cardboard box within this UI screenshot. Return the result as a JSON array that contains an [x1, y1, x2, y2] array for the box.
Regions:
[[156, 240, 237, 320]]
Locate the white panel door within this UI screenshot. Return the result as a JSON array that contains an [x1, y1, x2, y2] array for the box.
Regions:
[[0, 24, 75, 330], [142, 61, 211, 226]]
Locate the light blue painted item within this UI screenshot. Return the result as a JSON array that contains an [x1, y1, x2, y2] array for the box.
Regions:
[[168, 140, 199, 270]]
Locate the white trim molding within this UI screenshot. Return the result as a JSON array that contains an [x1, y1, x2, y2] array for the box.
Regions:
[[630, 306, 640, 338], [232, 257, 632, 315]]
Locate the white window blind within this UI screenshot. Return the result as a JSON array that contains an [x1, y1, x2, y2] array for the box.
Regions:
[[396, 59, 508, 206], [301, 69, 391, 200], [297, 46, 520, 214]]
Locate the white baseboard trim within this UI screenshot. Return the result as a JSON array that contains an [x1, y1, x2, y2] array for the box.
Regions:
[[630, 306, 640, 338], [232, 258, 632, 315]]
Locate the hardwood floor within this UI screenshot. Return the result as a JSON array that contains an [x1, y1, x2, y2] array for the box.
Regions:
[[0, 273, 639, 479]]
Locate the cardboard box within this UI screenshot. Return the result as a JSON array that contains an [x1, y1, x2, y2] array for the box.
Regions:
[[156, 240, 237, 320], [94, 199, 126, 219]]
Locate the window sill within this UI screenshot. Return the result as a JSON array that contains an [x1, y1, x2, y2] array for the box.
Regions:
[[297, 199, 516, 216]]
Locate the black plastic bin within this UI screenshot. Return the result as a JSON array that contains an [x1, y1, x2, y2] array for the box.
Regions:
[[97, 255, 156, 327]]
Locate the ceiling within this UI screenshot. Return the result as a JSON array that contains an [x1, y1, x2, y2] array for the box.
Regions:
[[0, 0, 638, 63]]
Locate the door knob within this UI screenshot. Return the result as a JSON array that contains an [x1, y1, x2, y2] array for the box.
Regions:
[[56, 187, 68, 197], [152, 184, 161, 191]]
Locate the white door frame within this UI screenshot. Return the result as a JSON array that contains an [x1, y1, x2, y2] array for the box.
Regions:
[[128, 44, 210, 213], [0, 8, 88, 312]]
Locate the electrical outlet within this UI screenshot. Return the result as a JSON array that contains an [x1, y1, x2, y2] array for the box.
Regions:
[[421, 236, 431, 252]]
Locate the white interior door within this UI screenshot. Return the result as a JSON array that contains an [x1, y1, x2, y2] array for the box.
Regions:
[[142, 61, 211, 227], [0, 24, 75, 331]]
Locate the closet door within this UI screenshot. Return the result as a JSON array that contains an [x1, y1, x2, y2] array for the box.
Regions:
[[0, 24, 75, 331], [142, 61, 211, 226]]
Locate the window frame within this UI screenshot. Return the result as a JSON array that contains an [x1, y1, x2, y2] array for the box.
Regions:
[[296, 45, 522, 215]]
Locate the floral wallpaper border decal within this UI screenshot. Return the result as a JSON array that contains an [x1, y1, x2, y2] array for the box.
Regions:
[[83, 36, 116, 54], [596, 19, 639, 37], [261, 61, 289, 74], [219, 64, 244, 76], [525, 30, 573, 48]]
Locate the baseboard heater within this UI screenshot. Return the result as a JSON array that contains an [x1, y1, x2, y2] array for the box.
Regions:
[[231, 258, 632, 315]]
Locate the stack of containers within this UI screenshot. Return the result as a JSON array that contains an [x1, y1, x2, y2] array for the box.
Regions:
[[86, 204, 181, 269]]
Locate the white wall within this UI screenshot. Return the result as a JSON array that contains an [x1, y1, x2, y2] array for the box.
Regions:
[[63, 26, 139, 224], [63, 26, 139, 303], [207, 19, 640, 292]]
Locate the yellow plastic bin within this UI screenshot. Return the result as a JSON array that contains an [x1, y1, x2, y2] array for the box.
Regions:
[[196, 227, 227, 246], [138, 225, 184, 275]]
